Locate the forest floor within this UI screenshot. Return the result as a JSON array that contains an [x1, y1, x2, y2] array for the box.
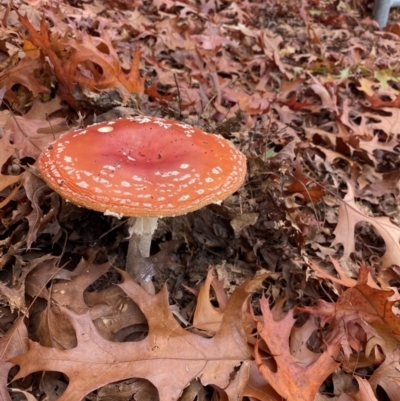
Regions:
[[1, 0, 400, 400]]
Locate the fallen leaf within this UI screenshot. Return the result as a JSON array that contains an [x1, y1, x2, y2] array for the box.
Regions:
[[283, 158, 325, 202], [18, 14, 145, 108], [0, 318, 28, 401], [301, 265, 400, 358], [290, 316, 320, 366], [192, 269, 228, 332], [4, 113, 65, 159], [255, 297, 341, 401], [243, 361, 284, 401], [369, 349, 400, 399], [307, 256, 380, 289], [50, 252, 112, 314], [35, 304, 78, 349], [332, 180, 400, 268], [348, 377, 379, 401], [0, 57, 49, 104], [0, 283, 27, 316], [0, 138, 21, 192], [11, 270, 253, 401], [24, 255, 67, 299]]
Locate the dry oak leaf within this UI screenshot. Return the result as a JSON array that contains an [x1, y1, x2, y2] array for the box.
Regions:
[[35, 304, 79, 350], [0, 56, 49, 104], [369, 348, 400, 399], [363, 108, 400, 140], [255, 297, 341, 401], [35, 252, 144, 345], [35, 252, 111, 349], [0, 138, 21, 192], [87, 285, 147, 342], [66, 33, 145, 98], [3, 97, 67, 160], [17, 13, 78, 108], [191, 269, 229, 333], [243, 362, 283, 401], [0, 283, 27, 316], [221, 87, 271, 115], [212, 361, 251, 401], [0, 317, 28, 401], [357, 134, 398, 167], [33, 250, 145, 344], [18, 14, 144, 108], [307, 256, 380, 290], [283, 158, 325, 202], [24, 254, 68, 299], [23, 171, 60, 249], [3, 113, 66, 159], [11, 270, 252, 401], [332, 180, 400, 268], [308, 73, 339, 114], [364, 91, 400, 109], [301, 265, 400, 359], [192, 269, 267, 342], [290, 316, 321, 366], [344, 377, 379, 401], [50, 251, 112, 315], [361, 170, 400, 198]]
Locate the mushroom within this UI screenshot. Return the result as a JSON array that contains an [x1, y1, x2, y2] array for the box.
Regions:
[[37, 116, 247, 279]]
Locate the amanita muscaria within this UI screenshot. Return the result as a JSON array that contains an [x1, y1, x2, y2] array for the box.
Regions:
[[38, 115, 247, 273]]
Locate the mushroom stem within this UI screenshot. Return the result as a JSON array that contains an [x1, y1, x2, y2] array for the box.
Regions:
[[126, 217, 158, 267]]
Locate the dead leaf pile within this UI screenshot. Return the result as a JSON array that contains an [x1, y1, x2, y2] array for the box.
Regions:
[[2, 0, 400, 399]]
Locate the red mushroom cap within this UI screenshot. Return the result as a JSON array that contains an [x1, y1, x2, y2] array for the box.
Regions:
[[37, 116, 247, 217]]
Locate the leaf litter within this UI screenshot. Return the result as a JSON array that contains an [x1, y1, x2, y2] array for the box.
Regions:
[[2, 0, 400, 400]]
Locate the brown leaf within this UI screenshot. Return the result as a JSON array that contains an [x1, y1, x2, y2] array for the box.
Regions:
[[290, 317, 320, 366], [17, 13, 78, 108], [34, 253, 116, 348], [10, 270, 252, 401], [221, 87, 271, 115], [86, 286, 146, 341], [369, 349, 400, 399], [243, 362, 284, 401], [192, 269, 228, 332], [335, 266, 400, 335], [23, 172, 61, 249], [301, 266, 400, 359], [192, 270, 267, 339], [25, 255, 71, 299], [0, 318, 28, 401], [332, 180, 400, 268], [35, 304, 78, 349], [255, 298, 341, 401], [96, 378, 158, 401], [51, 252, 112, 314], [308, 256, 380, 289], [283, 158, 325, 202], [361, 170, 400, 198], [0, 283, 27, 316], [348, 377, 379, 401], [3, 111, 67, 161], [0, 56, 49, 104], [0, 138, 21, 192], [67, 33, 145, 98], [308, 74, 338, 114], [211, 361, 250, 401], [18, 14, 144, 108]]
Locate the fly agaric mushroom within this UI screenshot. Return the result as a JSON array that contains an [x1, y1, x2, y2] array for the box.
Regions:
[[37, 116, 246, 272]]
